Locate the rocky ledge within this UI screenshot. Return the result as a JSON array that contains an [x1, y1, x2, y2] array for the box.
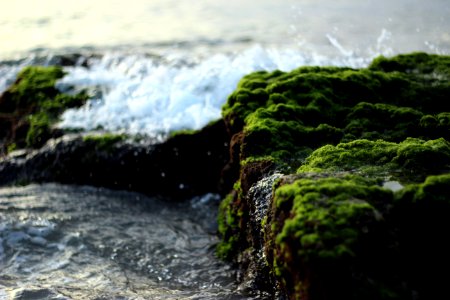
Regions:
[[0, 121, 230, 199], [0, 64, 231, 198], [1, 52, 450, 299], [217, 52, 450, 299]]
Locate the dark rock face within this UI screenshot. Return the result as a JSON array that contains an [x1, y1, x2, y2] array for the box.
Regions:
[[0, 120, 230, 199]]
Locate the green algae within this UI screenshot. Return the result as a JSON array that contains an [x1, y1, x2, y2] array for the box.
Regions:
[[343, 102, 423, 142], [268, 173, 450, 299], [273, 176, 389, 259], [26, 112, 53, 147], [2, 66, 66, 110], [270, 175, 397, 299], [222, 52, 450, 168], [217, 189, 246, 260], [6, 143, 17, 153], [218, 52, 450, 298], [0, 66, 88, 150], [369, 52, 450, 79], [297, 138, 450, 180], [390, 174, 450, 299], [168, 128, 198, 138], [83, 133, 126, 151]]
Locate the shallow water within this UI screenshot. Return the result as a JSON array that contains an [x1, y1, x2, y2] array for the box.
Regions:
[[0, 184, 253, 300]]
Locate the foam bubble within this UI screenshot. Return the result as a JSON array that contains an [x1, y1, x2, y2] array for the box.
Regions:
[[57, 45, 372, 137], [383, 181, 404, 192]]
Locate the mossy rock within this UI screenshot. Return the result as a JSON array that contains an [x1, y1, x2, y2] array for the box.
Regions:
[[218, 53, 450, 298], [369, 52, 450, 78], [0, 66, 88, 151], [217, 190, 247, 260], [297, 138, 450, 181], [1, 66, 65, 111], [269, 175, 399, 299], [83, 133, 127, 151], [267, 173, 450, 299], [222, 52, 450, 168], [389, 174, 450, 299]]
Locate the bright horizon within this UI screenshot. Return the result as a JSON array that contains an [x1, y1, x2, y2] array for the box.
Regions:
[[1, 0, 449, 59]]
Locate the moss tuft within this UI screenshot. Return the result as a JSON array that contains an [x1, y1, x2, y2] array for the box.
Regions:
[[388, 174, 450, 299], [217, 190, 246, 260], [270, 175, 398, 299], [169, 129, 198, 138], [26, 112, 52, 148], [0, 66, 88, 150], [369, 52, 450, 79], [297, 138, 450, 181], [222, 53, 450, 170], [83, 133, 126, 151]]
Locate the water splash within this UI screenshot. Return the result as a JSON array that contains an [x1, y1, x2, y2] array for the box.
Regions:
[[56, 45, 374, 137]]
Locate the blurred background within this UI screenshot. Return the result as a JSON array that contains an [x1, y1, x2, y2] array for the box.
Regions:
[[1, 0, 449, 59]]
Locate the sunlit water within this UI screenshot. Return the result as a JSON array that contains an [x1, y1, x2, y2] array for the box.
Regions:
[[0, 184, 254, 299], [1, 0, 449, 58]]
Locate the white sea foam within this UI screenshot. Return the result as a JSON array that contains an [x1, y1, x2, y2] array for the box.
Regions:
[[0, 65, 23, 94], [383, 181, 404, 192], [57, 45, 372, 136]]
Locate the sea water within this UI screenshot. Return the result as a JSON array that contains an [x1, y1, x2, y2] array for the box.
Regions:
[[0, 0, 449, 298], [0, 184, 253, 299]]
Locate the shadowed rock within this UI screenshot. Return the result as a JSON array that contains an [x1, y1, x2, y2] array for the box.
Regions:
[[0, 120, 230, 199]]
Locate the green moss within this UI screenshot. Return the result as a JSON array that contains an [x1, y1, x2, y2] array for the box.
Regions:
[[270, 175, 399, 299], [394, 173, 450, 207], [273, 176, 389, 257], [222, 53, 450, 170], [388, 174, 450, 299], [4, 66, 65, 110], [217, 191, 245, 260], [0, 66, 88, 149], [218, 53, 450, 298], [269, 173, 450, 299], [169, 128, 198, 138], [297, 138, 450, 181], [418, 112, 450, 139], [343, 102, 424, 142], [26, 112, 52, 147], [243, 107, 342, 165], [83, 133, 126, 151], [6, 142, 17, 153], [369, 52, 450, 79], [267, 172, 450, 299]]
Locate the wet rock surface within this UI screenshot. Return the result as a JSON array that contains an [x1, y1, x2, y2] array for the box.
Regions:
[[0, 120, 230, 199]]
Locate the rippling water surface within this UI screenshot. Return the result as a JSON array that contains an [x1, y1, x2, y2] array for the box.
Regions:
[[0, 184, 251, 299]]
